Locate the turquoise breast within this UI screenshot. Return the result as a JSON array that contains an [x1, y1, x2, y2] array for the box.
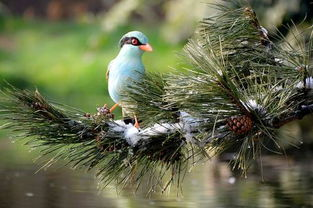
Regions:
[[108, 58, 145, 104]]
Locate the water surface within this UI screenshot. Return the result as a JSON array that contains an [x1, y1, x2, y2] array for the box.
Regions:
[[0, 139, 312, 208]]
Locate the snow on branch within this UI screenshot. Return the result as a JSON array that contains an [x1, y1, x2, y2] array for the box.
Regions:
[[110, 111, 201, 147]]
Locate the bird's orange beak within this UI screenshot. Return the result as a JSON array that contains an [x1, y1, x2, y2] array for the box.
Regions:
[[139, 44, 153, 52]]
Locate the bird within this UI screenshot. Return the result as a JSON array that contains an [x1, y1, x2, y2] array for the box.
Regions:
[[106, 31, 153, 128]]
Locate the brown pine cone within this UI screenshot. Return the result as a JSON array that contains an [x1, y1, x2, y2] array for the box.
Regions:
[[227, 115, 254, 135]]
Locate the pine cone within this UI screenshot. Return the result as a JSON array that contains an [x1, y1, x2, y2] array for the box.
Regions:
[[227, 115, 253, 135]]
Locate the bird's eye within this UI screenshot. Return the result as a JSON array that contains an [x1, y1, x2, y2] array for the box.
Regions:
[[131, 38, 139, 45]]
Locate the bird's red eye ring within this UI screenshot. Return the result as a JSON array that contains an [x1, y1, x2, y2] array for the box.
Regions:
[[131, 38, 138, 45]]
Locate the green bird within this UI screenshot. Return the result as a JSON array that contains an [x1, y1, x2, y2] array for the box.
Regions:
[[106, 31, 153, 128]]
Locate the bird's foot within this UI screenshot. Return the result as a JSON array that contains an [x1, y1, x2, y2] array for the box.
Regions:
[[109, 103, 119, 113], [123, 116, 140, 128], [134, 115, 140, 129], [134, 121, 140, 129], [123, 117, 140, 128]]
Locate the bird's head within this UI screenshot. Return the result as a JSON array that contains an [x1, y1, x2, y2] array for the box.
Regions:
[[118, 31, 153, 57]]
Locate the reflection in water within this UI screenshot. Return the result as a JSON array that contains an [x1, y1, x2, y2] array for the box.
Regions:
[[0, 140, 313, 208], [0, 165, 117, 208]]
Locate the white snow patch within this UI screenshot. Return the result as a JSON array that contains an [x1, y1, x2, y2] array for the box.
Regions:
[[296, 82, 303, 88], [296, 77, 313, 89], [243, 99, 263, 111], [141, 123, 177, 137], [110, 120, 140, 146], [110, 120, 127, 132], [274, 58, 283, 64], [247, 99, 259, 109], [295, 65, 309, 71], [275, 86, 283, 91], [124, 125, 140, 146], [248, 99, 262, 109], [110, 111, 202, 146], [260, 26, 268, 37], [178, 112, 202, 143], [241, 40, 249, 45]]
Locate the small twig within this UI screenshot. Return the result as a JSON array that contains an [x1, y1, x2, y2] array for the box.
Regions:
[[270, 104, 313, 128]]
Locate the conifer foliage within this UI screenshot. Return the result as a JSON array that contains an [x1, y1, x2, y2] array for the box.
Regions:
[[0, 1, 312, 192]]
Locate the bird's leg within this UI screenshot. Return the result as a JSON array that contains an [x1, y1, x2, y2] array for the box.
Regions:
[[134, 114, 140, 129], [110, 103, 119, 113]]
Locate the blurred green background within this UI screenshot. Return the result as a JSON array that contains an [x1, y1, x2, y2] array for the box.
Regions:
[[0, 0, 313, 207], [0, 0, 312, 112]]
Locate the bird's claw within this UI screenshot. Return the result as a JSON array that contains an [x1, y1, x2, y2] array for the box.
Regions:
[[134, 115, 140, 129], [134, 121, 140, 129]]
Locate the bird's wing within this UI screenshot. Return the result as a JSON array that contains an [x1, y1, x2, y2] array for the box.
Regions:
[[106, 60, 114, 80], [106, 69, 109, 80]]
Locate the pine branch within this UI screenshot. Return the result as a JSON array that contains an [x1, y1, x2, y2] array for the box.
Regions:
[[121, 72, 180, 126], [0, 86, 205, 192], [270, 103, 313, 128], [0, 0, 313, 192]]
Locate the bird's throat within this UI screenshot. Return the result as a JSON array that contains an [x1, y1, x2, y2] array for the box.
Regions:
[[118, 45, 144, 59]]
